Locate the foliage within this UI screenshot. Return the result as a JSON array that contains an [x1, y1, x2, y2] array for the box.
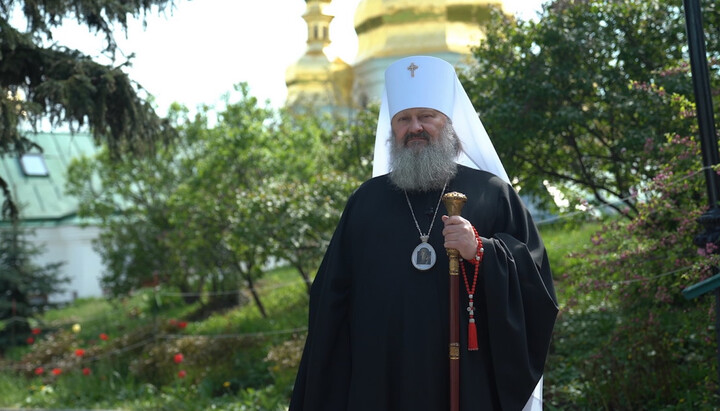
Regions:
[[128, 335, 267, 388], [265, 335, 305, 393], [571, 131, 714, 310], [0, 223, 67, 351], [256, 104, 376, 291], [551, 126, 720, 406], [65, 142, 191, 298], [67, 84, 361, 313], [253, 171, 356, 293], [326, 103, 379, 182], [461, 0, 718, 215], [0, 0, 179, 220]]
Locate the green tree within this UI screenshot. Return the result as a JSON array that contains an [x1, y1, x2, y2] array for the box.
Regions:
[[461, 0, 718, 215], [255, 108, 360, 293], [327, 103, 379, 183], [170, 90, 355, 305], [67, 84, 360, 313], [0, 223, 66, 351], [163, 86, 281, 315], [0, 0, 178, 220], [65, 139, 191, 299]]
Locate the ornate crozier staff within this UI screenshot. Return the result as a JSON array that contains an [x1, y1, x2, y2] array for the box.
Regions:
[[442, 191, 467, 411]]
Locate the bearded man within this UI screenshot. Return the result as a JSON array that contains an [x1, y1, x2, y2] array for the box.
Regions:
[[289, 56, 558, 411]]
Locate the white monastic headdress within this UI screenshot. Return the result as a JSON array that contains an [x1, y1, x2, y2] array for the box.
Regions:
[[371, 55, 510, 184]]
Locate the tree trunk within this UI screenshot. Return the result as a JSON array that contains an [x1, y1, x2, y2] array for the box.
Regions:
[[178, 280, 201, 305], [298, 266, 312, 296], [244, 272, 267, 318]]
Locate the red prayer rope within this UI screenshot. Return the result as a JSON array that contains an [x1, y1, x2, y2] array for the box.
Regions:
[[460, 225, 483, 351]]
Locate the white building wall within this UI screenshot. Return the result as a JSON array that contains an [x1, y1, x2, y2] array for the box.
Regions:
[[32, 225, 104, 302]]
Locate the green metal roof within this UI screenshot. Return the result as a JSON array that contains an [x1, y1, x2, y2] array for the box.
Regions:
[[1, 132, 98, 225]]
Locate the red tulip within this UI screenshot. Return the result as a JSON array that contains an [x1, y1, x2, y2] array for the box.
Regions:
[[99, 333, 109, 341], [178, 321, 187, 329], [173, 353, 184, 364], [52, 368, 62, 376], [75, 348, 85, 357], [177, 370, 186, 378], [34, 367, 44, 375], [26, 337, 34, 344], [31, 328, 41, 335], [82, 367, 91, 376]]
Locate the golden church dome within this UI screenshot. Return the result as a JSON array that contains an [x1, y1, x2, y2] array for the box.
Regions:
[[285, 54, 331, 90], [353, 0, 504, 64], [285, 0, 337, 107]]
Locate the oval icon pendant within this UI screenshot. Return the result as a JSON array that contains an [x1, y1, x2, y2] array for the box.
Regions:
[[411, 242, 437, 271]]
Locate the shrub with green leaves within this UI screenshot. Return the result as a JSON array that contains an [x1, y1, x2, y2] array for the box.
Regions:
[[558, 108, 720, 407]]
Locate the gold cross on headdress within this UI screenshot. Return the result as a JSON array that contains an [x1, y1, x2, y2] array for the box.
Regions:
[[407, 62, 418, 77]]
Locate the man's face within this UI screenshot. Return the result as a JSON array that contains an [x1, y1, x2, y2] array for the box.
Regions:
[[391, 108, 448, 150], [388, 108, 460, 192]]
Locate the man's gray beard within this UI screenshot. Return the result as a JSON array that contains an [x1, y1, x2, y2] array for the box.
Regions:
[[389, 122, 461, 192]]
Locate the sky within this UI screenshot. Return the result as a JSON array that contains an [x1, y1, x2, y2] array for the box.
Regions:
[[41, 0, 546, 116]]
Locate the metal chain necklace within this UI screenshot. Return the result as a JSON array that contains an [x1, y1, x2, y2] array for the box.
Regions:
[[404, 182, 447, 271]]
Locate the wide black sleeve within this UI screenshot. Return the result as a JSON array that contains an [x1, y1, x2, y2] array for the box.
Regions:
[[288, 192, 356, 411], [470, 182, 558, 410]]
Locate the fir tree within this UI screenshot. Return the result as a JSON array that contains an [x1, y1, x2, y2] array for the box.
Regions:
[[0, 223, 66, 351], [1, 0, 179, 220]]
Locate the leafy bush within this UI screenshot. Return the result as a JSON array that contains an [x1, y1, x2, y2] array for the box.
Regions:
[[553, 121, 720, 408]]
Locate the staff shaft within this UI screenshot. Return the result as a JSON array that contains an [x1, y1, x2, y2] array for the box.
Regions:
[[442, 191, 467, 411], [449, 248, 461, 411]]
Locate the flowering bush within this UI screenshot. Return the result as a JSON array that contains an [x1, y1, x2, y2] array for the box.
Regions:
[[573, 133, 718, 305], [19, 330, 78, 378], [19, 321, 154, 383], [128, 334, 263, 389], [561, 127, 720, 407]]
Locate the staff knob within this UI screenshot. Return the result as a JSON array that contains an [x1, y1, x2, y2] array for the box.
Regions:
[[442, 192, 467, 217]]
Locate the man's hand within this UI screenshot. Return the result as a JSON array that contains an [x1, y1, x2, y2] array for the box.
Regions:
[[441, 215, 478, 261]]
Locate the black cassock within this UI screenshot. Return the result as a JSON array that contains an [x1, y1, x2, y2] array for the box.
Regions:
[[290, 165, 558, 411]]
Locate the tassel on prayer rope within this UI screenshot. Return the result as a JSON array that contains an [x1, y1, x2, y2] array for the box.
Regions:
[[468, 319, 478, 351]]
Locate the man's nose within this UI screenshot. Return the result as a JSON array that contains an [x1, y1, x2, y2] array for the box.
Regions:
[[409, 117, 423, 133]]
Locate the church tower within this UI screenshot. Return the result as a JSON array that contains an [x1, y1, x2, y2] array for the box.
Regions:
[[285, 0, 354, 111]]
